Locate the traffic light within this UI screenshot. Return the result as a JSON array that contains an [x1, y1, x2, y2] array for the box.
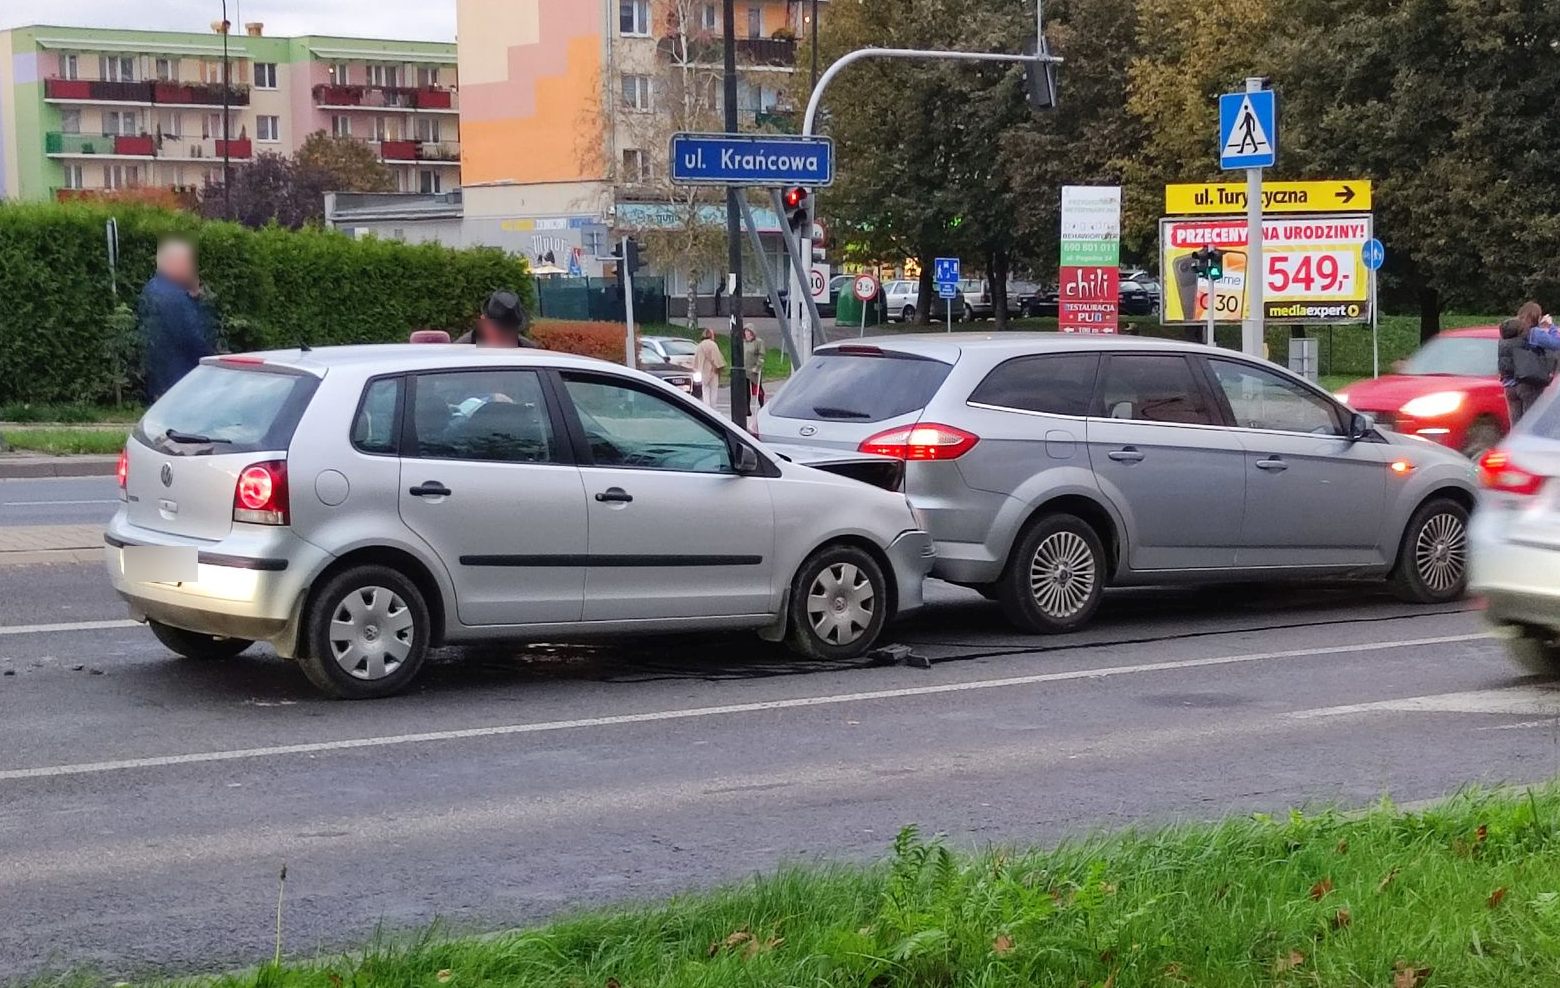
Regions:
[[783, 186, 810, 233], [1023, 37, 1059, 111], [1191, 246, 1225, 280], [624, 237, 643, 276]]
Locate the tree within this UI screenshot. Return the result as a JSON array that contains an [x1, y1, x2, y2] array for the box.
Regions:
[[294, 131, 396, 193], [198, 152, 327, 229]]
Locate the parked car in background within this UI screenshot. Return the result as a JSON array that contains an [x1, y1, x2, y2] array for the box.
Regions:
[[956, 279, 991, 321], [640, 335, 699, 370], [759, 334, 1475, 634], [638, 343, 695, 394], [1469, 387, 1560, 675], [1014, 282, 1059, 318], [883, 280, 962, 322], [1334, 325, 1510, 457], [1121, 269, 1162, 309], [106, 346, 934, 698], [1119, 279, 1157, 316]]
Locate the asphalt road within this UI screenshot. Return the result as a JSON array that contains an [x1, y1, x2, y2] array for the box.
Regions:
[[0, 476, 120, 527], [5, 531, 1559, 980]]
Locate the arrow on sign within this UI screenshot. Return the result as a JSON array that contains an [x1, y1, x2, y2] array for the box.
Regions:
[[1336, 185, 1357, 205]]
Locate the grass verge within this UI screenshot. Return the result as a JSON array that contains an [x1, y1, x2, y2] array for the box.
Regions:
[[158, 785, 1560, 987], [1, 427, 130, 456], [0, 402, 143, 424]]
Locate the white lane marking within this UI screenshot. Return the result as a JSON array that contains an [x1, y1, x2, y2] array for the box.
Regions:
[[2, 499, 119, 506], [1291, 685, 1560, 720], [0, 632, 1488, 783], [0, 619, 139, 637]]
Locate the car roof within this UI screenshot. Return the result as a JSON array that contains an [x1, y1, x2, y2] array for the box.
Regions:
[[210, 344, 625, 376], [817, 332, 1231, 363]]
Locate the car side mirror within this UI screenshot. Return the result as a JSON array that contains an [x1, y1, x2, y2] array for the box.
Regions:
[[1347, 411, 1373, 441], [735, 444, 761, 475]]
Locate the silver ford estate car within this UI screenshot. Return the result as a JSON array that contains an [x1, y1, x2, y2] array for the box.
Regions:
[[758, 334, 1478, 633], [105, 346, 933, 699]]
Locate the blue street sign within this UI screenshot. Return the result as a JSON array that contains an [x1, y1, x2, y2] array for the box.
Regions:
[[938, 283, 959, 300], [1218, 90, 1277, 170], [934, 257, 960, 285], [669, 132, 834, 186], [1362, 237, 1386, 271]]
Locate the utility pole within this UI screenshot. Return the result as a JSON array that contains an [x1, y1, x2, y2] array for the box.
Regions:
[[220, 0, 232, 219], [1241, 76, 1265, 357], [810, 0, 819, 90], [723, 0, 750, 427]]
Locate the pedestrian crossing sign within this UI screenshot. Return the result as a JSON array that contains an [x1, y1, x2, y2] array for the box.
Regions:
[[1218, 90, 1277, 169]]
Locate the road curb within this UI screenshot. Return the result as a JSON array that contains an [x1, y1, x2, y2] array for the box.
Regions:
[[0, 455, 119, 479], [0, 548, 101, 568]]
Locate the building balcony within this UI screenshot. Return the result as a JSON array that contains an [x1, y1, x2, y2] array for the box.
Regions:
[[657, 35, 797, 68], [314, 84, 457, 111], [379, 139, 461, 162], [43, 77, 250, 106], [45, 132, 156, 156], [213, 137, 252, 159]]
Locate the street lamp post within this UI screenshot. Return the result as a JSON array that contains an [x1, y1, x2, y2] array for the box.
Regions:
[[220, 0, 232, 218]]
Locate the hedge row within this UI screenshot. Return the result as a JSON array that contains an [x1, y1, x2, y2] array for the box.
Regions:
[[0, 202, 532, 403]]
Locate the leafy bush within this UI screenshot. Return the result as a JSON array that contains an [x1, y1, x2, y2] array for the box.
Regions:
[[532, 320, 629, 363], [0, 201, 532, 403]]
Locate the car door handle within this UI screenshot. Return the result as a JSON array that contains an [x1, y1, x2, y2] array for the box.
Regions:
[[408, 481, 452, 497], [595, 487, 634, 503], [1107, 447, 1145, 463], [1255, 457, 1289, 472]]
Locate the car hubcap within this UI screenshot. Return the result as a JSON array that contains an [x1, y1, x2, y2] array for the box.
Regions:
[[329, 586, 414, 680], [1030, 531, 1096, 619], [807, 562, 876, 646], [1415, 513, 1467, 593]]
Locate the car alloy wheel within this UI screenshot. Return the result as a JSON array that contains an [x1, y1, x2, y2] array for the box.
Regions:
[[1413, 510, 1467, 595], [806, 561, 876, 646], [1029, 530, 1097, 619], [328, 585, 416, 681]]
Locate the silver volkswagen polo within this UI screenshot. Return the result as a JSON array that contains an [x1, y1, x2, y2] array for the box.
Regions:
[[105, 346, 933, 698]]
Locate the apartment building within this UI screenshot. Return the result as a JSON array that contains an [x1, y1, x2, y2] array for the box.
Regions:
[[444, 0, 819, 277], [0, 23, 459, 201]]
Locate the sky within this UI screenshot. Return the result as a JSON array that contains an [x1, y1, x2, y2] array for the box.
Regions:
[[0, 0, 455, 41]]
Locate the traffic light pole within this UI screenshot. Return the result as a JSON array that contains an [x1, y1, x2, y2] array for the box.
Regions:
[[1241, 76, 1265, 358], [770, 188, 829, 358], [723, 0, 750, 429], [1205, 256, 1216, 348], [621, 236, 638, 367]]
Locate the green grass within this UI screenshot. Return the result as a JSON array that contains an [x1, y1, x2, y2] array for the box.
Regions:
[[126, 785, 1560, 988], [0, 402, 143, 424], [1, 426, 130, 456]]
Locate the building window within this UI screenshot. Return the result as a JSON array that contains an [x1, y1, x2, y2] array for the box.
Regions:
[[161, 111, 183, 137], [621, 148, 648, 182], [59, 109, 82, 134], [418, 169, 442, 194], [620, 0, 651, 36], [747, 5, 762, 38], [373, 116, 398, 141], [256, 115, 280, 142], [154, 58, 173, 81], [329, 63, 350, 85], [621, 74, 652, 111], [415, 116, 441, 142], [367, 63, 400, 88], [59, 53, 78, 80], [417, 66, 439, 88], [254, 62, 278, 89], [105, 110, 139, 136], [104, 164, 140, 189], [203, 112, 226, 139], [332, 115, 353, 138], [100, 55, 136, 82], [700, 3, 718, 30], [62, 164, 84, 189]]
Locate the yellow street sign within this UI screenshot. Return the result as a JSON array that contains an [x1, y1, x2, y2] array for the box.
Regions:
[[1165, 180, 1372, 215]]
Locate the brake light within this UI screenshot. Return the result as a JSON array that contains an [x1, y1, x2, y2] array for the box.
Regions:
[[1478, 448, 1545, 495], [116, 448, 128, 490], [860, 423, 980, 460], [233, 460, 289, 525]]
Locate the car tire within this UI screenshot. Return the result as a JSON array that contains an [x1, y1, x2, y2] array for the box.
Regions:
[[900, 305, 915, 323], [1387, 497, 1469, 604], [1504, 626, 1560, 676], [299, 565, 431, 699], [998, 514, 1106, 634], [785, 543, 889, 661], [1460, 416, 1502, 459], [962, 303, 975, 322], [148, 620, 252, 660]]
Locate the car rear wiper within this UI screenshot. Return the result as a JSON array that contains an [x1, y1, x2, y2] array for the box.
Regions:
[[811, 405, 872, 419], [165, 428, 232, 445]]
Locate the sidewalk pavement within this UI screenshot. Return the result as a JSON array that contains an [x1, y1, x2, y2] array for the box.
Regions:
[[0, 524, 104, 566], [0, 454, 119, 480]]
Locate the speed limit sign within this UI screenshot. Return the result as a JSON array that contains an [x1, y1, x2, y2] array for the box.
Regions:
[[852, 273, 880, 301]]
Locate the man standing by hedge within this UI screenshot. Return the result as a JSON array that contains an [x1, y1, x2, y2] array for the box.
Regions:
[[137, 239, 215, 400], [456, 290, 538, 348]]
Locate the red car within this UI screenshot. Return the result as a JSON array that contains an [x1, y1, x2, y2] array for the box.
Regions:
[[1335, 325, 1508, 457]]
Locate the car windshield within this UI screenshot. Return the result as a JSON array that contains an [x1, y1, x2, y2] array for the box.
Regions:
[[657, 339, 698, 357], [768, 350, 953, 422], [138, 363, 318, 455], [1400, 336, 1497, 376]]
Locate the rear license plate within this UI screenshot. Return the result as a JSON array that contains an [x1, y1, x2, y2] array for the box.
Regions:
[[122, 545, 198, 584]]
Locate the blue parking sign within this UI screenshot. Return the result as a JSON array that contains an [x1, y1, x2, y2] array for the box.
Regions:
[[934, 257, 960, 285]]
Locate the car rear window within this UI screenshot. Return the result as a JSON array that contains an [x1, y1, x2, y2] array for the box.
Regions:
[[969, 353, 1100, 416], [768, 350, 953, 422], [137, 363, 319, 456]]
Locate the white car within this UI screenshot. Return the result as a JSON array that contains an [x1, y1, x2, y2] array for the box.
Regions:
[[882, 280, 963, 323], [104, 346, 934, 698]]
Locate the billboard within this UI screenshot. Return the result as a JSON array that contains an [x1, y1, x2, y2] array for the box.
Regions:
[[1060, 186, 1121, 333], [1160, 213, 1373, 325]]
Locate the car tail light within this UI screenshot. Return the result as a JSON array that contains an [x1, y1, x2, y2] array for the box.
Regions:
[[116, 448, 128, 490], [233, 460, 289, 525], [860, 423, 980, 461], [1477, 448, 1545, 496]]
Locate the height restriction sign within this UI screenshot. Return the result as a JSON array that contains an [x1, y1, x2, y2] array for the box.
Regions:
[[1159, 213, 1373, 326]]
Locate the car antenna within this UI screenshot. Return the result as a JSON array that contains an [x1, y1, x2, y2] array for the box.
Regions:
[[298, 339, 312, 352]]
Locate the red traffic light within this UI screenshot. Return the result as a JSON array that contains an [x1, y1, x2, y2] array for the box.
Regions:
[[783, 186, 808, 210]]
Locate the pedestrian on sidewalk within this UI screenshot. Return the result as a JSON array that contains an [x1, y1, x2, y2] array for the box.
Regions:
[[1502, 302, 1560, 424], [693, 328, 725, 414], [137, 238, 215, 400], [742, 326, 766, 407]]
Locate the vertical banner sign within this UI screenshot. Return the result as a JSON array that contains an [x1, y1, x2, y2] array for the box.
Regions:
[[1059, 186, 1122, 333]]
